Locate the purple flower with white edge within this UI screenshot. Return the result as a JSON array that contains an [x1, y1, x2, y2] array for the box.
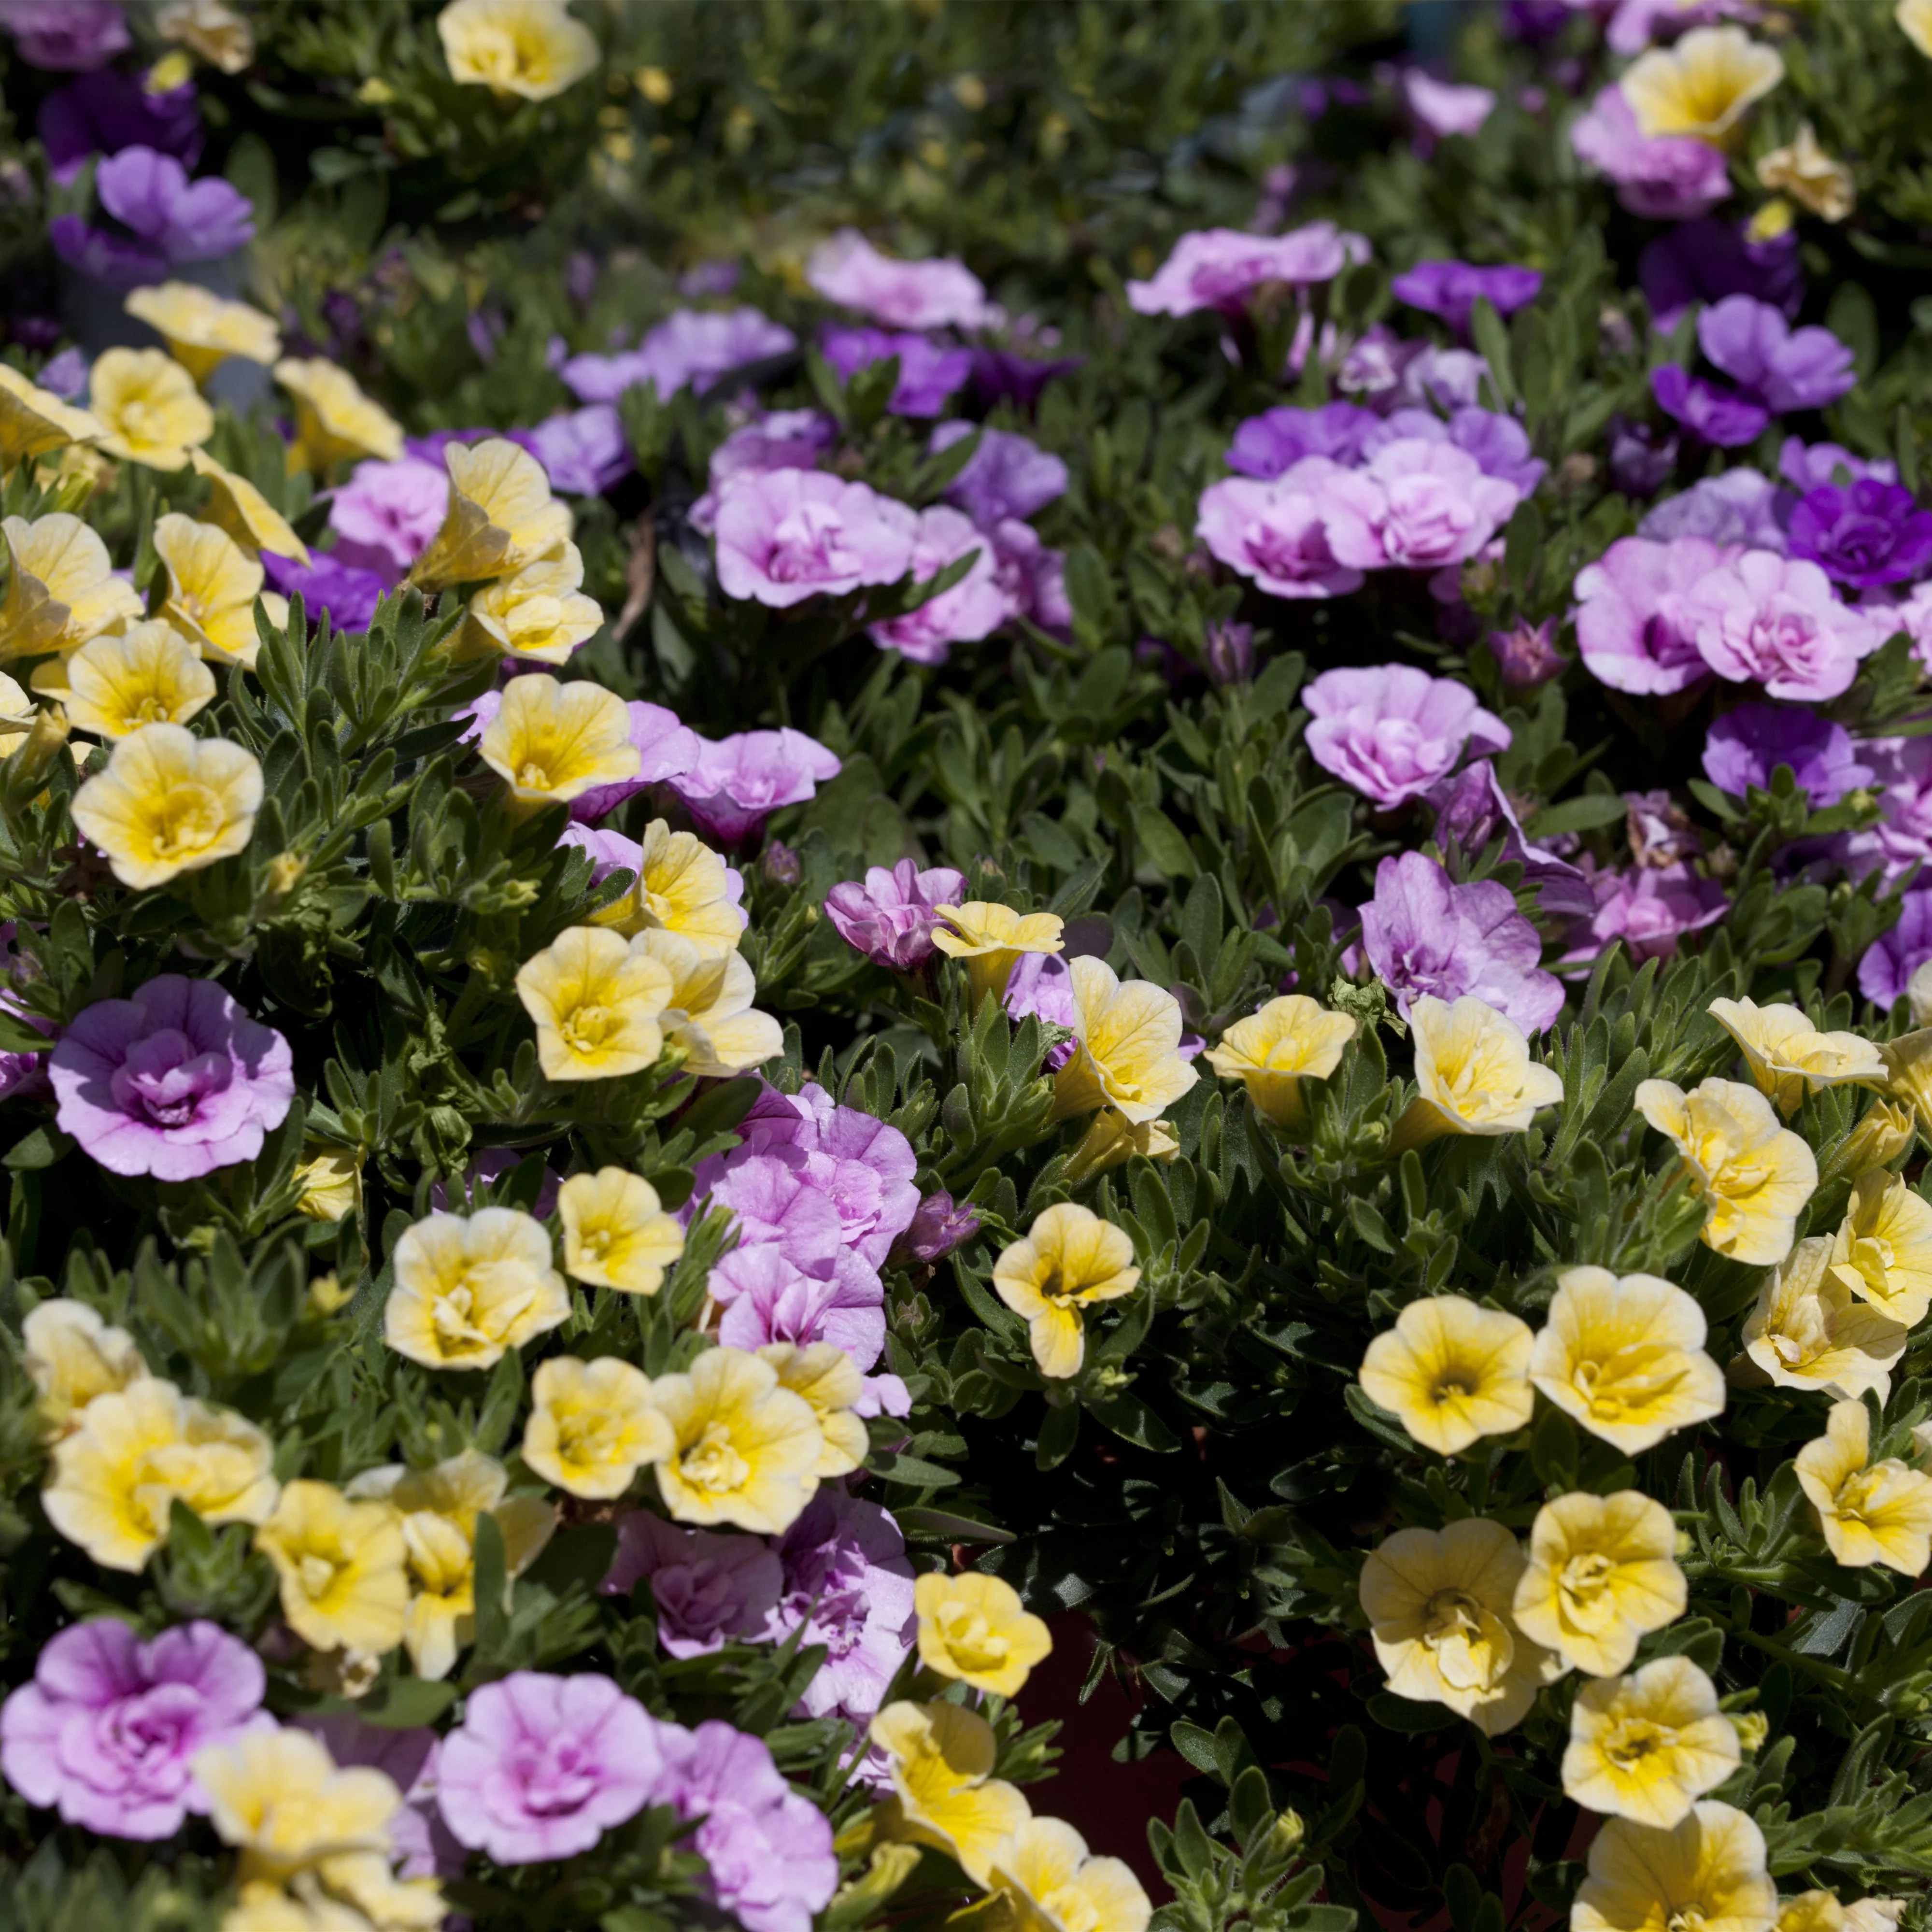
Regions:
[[806, 229, 990, 330], [1702, 704, 1872, 804], [327, 455, 448, 585], [263, 552, 387, 633], [1650, 366, 1769, 449], [296, 1717, 462, 1881], [868, 504, 1014, 665], [1638, 471, 1790, 550], [1195, 464, 1363, 601], [929, 422, 1068, 526], [1569, 85, 1732, 219], [818, 328, 973, 418], [1321, 440, 1521, 572], [1424, 762, 1596, 919], [1125, 222, 1370, 317], [768, 1491, 915, 1722], [50, 977, 295, 1182], [1698, 295, 1856, 415], [1779, 439, 1897, 495], [1859, 889, 1932, 1009], [894, 1190, 983, 1264], [1399, 70, 1496, 142], [0, 0, 127, 70], [602, 1513, 783, 1657], [1641, 218, 1803, 333], [1584, 863, 1729, 966], [40, 72, 201, 182], [0, 1619, 268, 1839], [1360, 408, 1547, 496], [1786, 481, 1932, 590], [96, 148, 255, 263], [1683, 550, 1876, 701], [561, 308, 796, 403], [715, 469, 917, 611], [711, 1243, 886, 1368], [823, 859, 968, 971], [669, 729, 841, 846], [1360, 850, 1565, 1034], [1573, 535, 1727, 695], [1004, 951, 1078, 1070], [527, 405, 632, 497], [565, 701, 700, 823], [1226, 401, 1378, 479], [1303, 663, 1511, 810], [1391, 260, 1543, 336]]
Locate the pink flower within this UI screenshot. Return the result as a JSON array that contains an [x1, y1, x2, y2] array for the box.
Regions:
[[987, 518, 1072, 632], [867, 504, 1014, 665], [1195, 463, 1363, 600], [1303, 664, 1511, 810], [711, 1242, 886, 1367], [1573, 535, 1726, 695], [561, 309, 796, 403], [1126, 222, 1370, 317], [670, 729, 840, 845], [806, 228, 990, 330], [823, 859, 967, 970], [327, 455, 448, 585], [1570, 86, 1732, 219], [1582, 862, 1728, 965], [715, 470, 917, 609], [1321, 440, 1521, 572], [50, 977, 295, 1182], [1683, 550, 1876, 701], [1400, 70, 1497, 141]]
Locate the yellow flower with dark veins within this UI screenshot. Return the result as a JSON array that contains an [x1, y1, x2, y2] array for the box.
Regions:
[[992, 1202, 1141, 1379], [125, 283, 281, 385], [255, 1479, 410, 1657], [1795, 1399, 1932, 1576], [382, 1207, 570, 1371], [1573, 1801, 1775, 1932], [557, 1167, 685, 1293], [0, 512, 145, 661], [522, 1354, 673, 1500], [34, 623, 216, 740], [515, 925, 673, 1081], [1050, 958, 1200, 1126], [1706, 997, 1883, 1115], [1358, 1295, 1534, 1457], [89, 348, 214, 469], [930, 900, 1064, 1006], [1828, 1168, 1932, 1328], [1741, 1236, 1907, 1405], [869, 1700, 1031, 1887], [1564, 1659, 1743, 1830], [69, 724, 263, 890], [914, 1570, 1052, 1698], [437, 0, 600, 101], [410, 438, 572, 592], [651, 1344, 823, 1534], [479, 672, 639, 807], [274, 358, 404, 469], [992, 1815, 1153, 1932], [1204, 994, 1357, 1132], [1620, 26, 1783, 145], [1512, 1490, 1686, 1677]]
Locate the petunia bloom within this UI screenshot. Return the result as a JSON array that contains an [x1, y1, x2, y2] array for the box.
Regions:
[[1391, 260, 1543, 334], [1635, 1075, 1817, 1264], [273, 358, 404, 469], [1204, 994, 1356, 1131], [0, 514, 142, 663], [932, 901, 1064, 1006], [1787, 479, 1932, 589], [930, 421, 1069, 527], [1573, 536, 1725, 696], [1358, 1296, 1534, 1458], [382, 1208, 570, 1372], [714, 469, 917, 608], [869, 1700, 1030, 1886], [153, 512, 285, 669], [867, 504, 1014, 665], [1620, 26, 1784, 143], [558, 1167, 685, 1293], [601, 1511, 783, 1657], [1394, 993, 1565, 1149], [1320, 440, 1522, 571], [1049, 958, 1200, 1125], [1706, 997, 1884, 1115], [1700, 706, 1871, 808], [818, 327, 972, 416], [1795, 1400, 1932, 1575], [1741, 1236, 1907, 1404], [1303, 664, 1509, 810], [436, 0, 599, 101], [1698, 295, 1856, 414], [992, 1817, 1153, 1932], [669, 728, 841, 845], [19, 1300, 143, 1437], [1125, 222, 1369, 316], [1194, 468, 1364, 601], [913, 1571, 1052, 1698], [1563, 1662, 1742, 1831], [1512, 1491, 1686, 1678], [523, 1354, 673, 1500], [991, 1202, 1142, 1378], [125, 282, 279, 385], [88, 348, 213, 469], [807, 228, 990, 329], [255, 1479, 410, 1658], [824, 858, 968, 971], [0, 0, 129, 69], [1828, 1167, 1932, 1329], [652, 1345, 823, 1535], [562, 309, 797, 403], [1570, 85, 1733, 219], [515, 925, 673, 1081]]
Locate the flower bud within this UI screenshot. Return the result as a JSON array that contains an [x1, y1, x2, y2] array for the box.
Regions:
[[1820, 1098, 1915, 1186], [1729, 1710, 1769, 1753]]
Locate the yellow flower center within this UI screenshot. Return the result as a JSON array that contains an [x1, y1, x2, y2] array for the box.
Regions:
[[559, 1411, 618, 1470], [1558, 1550, 1616, 1609], [518, 756, 561, 792], [1572, 1346, 1688, 1421], [1421, 1588, 1512, 1692], [120, 398, 168, 446], [298, 1552, 341, 1600], [1667, 1911, 1711, 1932], [133, 694, 173, 725], [933, 1603, 1013, 1677], [578, 1225, 612, 1260], [1852, 1235, 1893, 1283], [1602, 1716, 1670, 1770], [560, 999, 615, 1055], [145, 781, 224, 859], [1428, 1369, 1476, 1407], [680, 1422, 749, 1495], [1834, 1469, 1885, 1523], [1044, 1888, 1102, 1932]]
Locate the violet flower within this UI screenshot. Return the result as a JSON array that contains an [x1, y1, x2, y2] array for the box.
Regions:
[[47, 219, 168, 291], [868, 505, 1013, 664], [263, 552, 388, 634], [428, 1148, 562, 1221], [929, 422, 1068, 526], [1702, 704, 1872, 804], [0, 0, 127, 70], [98, 148, 254, 262], [1607, 416, 1679, 499], [40, 72, 202, 180], [1489, 618, 1566, 691], [527, 404, 632, 497], [327, 455, 449, 585], [1125, 222, 1370, 316], [893, 1189, 982, 1264], [714, 470, 918, 610], [1194, 465, 1363, 601], [1640, 218, 1803, 332], [1638, 470, 1790, 550], [1584, 863, 1729, 966], [1359, 407, 1547, 496], [968, 346, 1084, 410], [691, 409, 840, 532], [1859, 887, 1932, 1009], [557, 823, 646, 887], [806, 228, 990, 330], [561, 308, 796, 403], [767, 1491, 916, 1722], [1573, 534, 1725, 695], [823, 858, 968, 970], [1682, 550, 1876, 701], [602, 1513, 783, 1657], [669, 729, 842, 846], [1003, 952, 1078, 1070], [1303, 663, 1510, 810], [1204, 620, 1257, 687], [710, 1243, 887, 1367], [1698, 296, 1857, 415], [1779, 439, 1897, 495], [1397, 345, 1493, 412], [689, 1150, 847, 1275], [50, 977, 296, 1183], [566, 700, 700, 822], [1390, 260, 1543, 335], [1570, 85, 1732, 220], [1226, 401, 1378, 479], [1786, 481, 1932, 590], [988, 519, 1073, 633], [1846, 739, 1932, 883], [1649, 366, 1769, 449], [818, 327, 973, 417], [1321, 440, 1522, 572], [1425, 762, 1596, 919]]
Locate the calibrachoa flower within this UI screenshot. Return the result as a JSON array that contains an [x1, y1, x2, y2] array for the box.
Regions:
[[715, 469, 917, 607], [1700, 705, 1871, 805], [0, 0, 129, 68], [326, 455, 448, 583], [914, 1571, 1052, 1697], [1571, 85, 1733, 218], [712, 1244, 887, 1365], [1358, 1296, 1534, 1458], [480, 674, 640, 808], [819, 327, 973, 416], [651, 1345, 823, 1534], [1649, 365, 1769, 448], [524, 1355, 672, 1500], [125, 283, 279, 384], [807, 228, 990, 329], [383, 1208, 570, 1371], [930, 422, 1069, 526], [1635, 1076, 1817, 1263], [933, 901, 1065, 1005], [1830, 1168, 1932, 1328], [602, 1511, 783, 1656], [992, 1818, 1153, 1932], [1204, 994, 1356, 1130], [0, 514, 141, 662], [515, 925, 672, 1080], [870, 1700, 1029, 1885], [153, 512, 284, 668], [992, 1202, 1142, 1378], [1698, 295, 1856, 415], [1857, 885, 1932, 1007], [558, 1167, 684, 1293], [254, 1479, 410, 1658], [274, 357, 404, 468], [1563, 1662, 1742, 1830], [0, 366, 104, 471], [436, 0, 599, 100], [1049, 958, 1199, 1125], [1125, 222, 1369, 316], [1303, 664, 1509, 809], [1322, 440, 1521, 571], [19, 1300, 143, 1435], [88, 348, 213, 469], [1787, 478, 1932, 588], [1390, 260, 1542, 334], [669, 728, 841, 844], [1225, 401, 1377, 477], [463, 543, 604, 665], [1706, 997, 1885, 1113], [1682, 550, 1874, 702], [412, 438, 571, 592], [1794, 1400, 1932, 1575], [1194, 468, 1363, 600], [1573, 536, 1724, 695], [1620, 26, 1784, 142], [757, 1341, 867, 1474], [768, 1490, 916, 1720], [1393, 994, 1565, 1147], [1740, 1236, 1907, 1403], [1511, 1492, 1686, 1678], [867, 505, 1014, 664], [824, 858, 968, 970], [562, 308, 797, 402]]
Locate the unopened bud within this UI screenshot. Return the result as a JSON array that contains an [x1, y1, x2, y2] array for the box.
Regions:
[[309, 1271, 355, 1316], [267, 852, 307, 897], [1730, 1711, 1769, 1753], [1268, 1809, 1305, 1858]]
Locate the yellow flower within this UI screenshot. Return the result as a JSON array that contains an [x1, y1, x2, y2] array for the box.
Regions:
[[1827, 1168, 1932, 1328], [1634, 1077, 1817, 1266], [479, 671, 639, 808], [189, 449, 311, 565], [1755, 126, 1855, 223], [629, 928, 783, 1076], [1512, 1491, 1686, 1678], [1058, 1109, 1179, 1186], [1820, 1099, 1914, 1187], [153, 511, 287, 670], [869, 1699, 1031, 1886], [931, 900, 1065, 1006], [1528, 1267, 1725, 1454], [292, 1142, 363, 1222], [462, 543, 603, 665], [125, 284, 280, 385], [69, 723, 263, 890], [156, 0, 256, 73], [1393, 994, 1565, 1151], [382, 1207, 570, 1371], [1358, 1518, 1559, 1736], [991, 1202, 1141, 1379], [594, 818, 749, 954], [1575, 1801, 1775, 1932], [1620, 26, 1784, 145], [21, 1298, 145, 1435], [651, 1344, 822, 1534], [410, 439, 572, 593], [256, 1479, 410, 1656], [557, 1167, 684, 1292], [345, 1449, 555, 1682], [523, 1354, 673, 1500], [1741, 1236, 1908, 1405], [1204, 994, 1356, 1131], [438, 0, 600, 99], [1779, 1897, 1848, 1932], [35, 622, 216, 739], [1564, 1659, 1742, 1830], [1050, 957, 1201, 1126], [1904, 0, 1932, 58], [914, 1570, 1052, 1697], [274, 359, 404, 470], [758, 1340, 870, 1476], [514, 924, 672, 1080], [0, 670, 31, 760], [1706, 998, 1883, 1116], [0, 512, 145, 660], [194, 1726, 399, 1881], [89, 348, 214, 469], [992, 1816, 1152, 1932], [0, 363, 102, 471], [43, 1377, 277, 1572], [1795, 1399, 1932, 1575], [1358, 1295, 1534, 1457]]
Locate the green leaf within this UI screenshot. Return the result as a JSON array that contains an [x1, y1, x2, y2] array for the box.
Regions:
[[1132, 805, 1198, 879]]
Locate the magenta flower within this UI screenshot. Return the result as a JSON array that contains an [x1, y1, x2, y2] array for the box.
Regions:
[[1859, 887, 1932, 1008], [1638, 472, 1790, 550], [768, 1492, 916, 1722], [711, 1242, 887, 1368], [327, 455, 448, 584], [565, 701, 700, 823], [1572, 535, 1726, 695], [0, 1619, 268, 1839], [561, 308, 796, 403], [696, 1151, 848, 1275], [714, 470, 917, 610], [868, 506, 1013, 665], [669, 729, 840, 845], [0, 0, 128, 70], [1787, 481, 1932, 590], [1226, 402, 1378, 479], [1584, 863, 1729, 966], [929, 422, 1068, 527], [528, 405, 632, 497], [51, 977, 295, 1182], [436, 1672, 665, 1865], [823, 858, 968, 970], [1303, 664, 1510, 810], [1003, 952, 1078, 1070], [96, 147, 255, 262], [1569, 85, 1731, 219], [1126, 222, 1369, 317], [819, 327, 973, 417], [1321, 440, 1521, 572], [1195, 466, 1363, 600], [1698, 296, 1856, 415], [893, 1189, 982, 1263], [1489, 619, 1566, 690], [1682, 550, 1875, 701], [1702, 704, 1871, 804], [1649, 366, 1770, 449], [602, 1513, 783, 1657], [1391, 260, 1542, 335], [806, 228, 990, 330]]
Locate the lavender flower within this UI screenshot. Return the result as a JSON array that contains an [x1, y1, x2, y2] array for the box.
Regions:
[[1425, 762, 1596, 919], [263, 552, 387, 634], [692, 1151, 847, 1276], [327, 455, 449, 585], [567, 701, 701, 822], [823, 859, 968, 970], [819, 327, 973, 417], [1194, 465, 1363, 601], [1570, 85, 1732, 219], [968, 345, 1084, 409], [1638, 470, 1790, 550], [1003, 951, 1078, 1070], [711, 1243, 886, 1367], [1573, 534, 1725, 694], [1859, 888, 1932, 1008], [1226, 401, 1378, 479], [1778, 439, 1897, 494], [527, 404, 632, 497], [99, 148, 254, 262], [602, 1513, 783, 1656], [40, 72, 202, 180], [1321, 440, 1521, 571], [715, 470, 918, 610], [1399, 69, 1496, 142], [1682, 550, 1876, 701], [561, 308, 796, 403], [1359, 407, 1548, 496], [1698, 296, 1857, 414], [1390, 260, 1543, 335], [1607, 416, 1679, 498], [691, 410, 840, 531], [1649, 366, 1769, 449], [806, 228, 990, 330], [767, 1491, 916, 1721], [929, 422, 1069, 526], [1488, 618, 1566, 690], [1847, 739, 1932, 882], [893, 1189, 982, 1263], [1125, 222, 1370, 316], [868, 505, 1014, 664], [0, 0, 128, 70], [1302, 663, 1510, 809], [1786, 481, 1932, 590], [1584, 863, 1729, 966], [987, 519, 1073, 633], [1640, 217, 1803, 331], [669, 730, 840, 846], [1702, 704, 1873, 804]]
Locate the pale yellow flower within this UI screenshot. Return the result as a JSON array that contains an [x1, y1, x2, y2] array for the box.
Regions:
[[629, 928, 782, 1076], [382, 1207, 570, 1371], [1706, 998, 1884, 1116], [438, 0, 600, 100], [292, 1143, 363, 1223], [411, 439, 572, 592], [1049, 957, 1200, 1126], [1741, 1236, 1907, 1405], [1620, 26, 1784, 145], [0, 670, 30, 761], [479, 672, 639, 808], [1528, 1267, 1725, 1454], [1828, 1168, 1932, 1328], [0, 363, 102, 471], [189, 449, 311, 564], [21, 1298, 145, 1435], [1564, 1659, 1742, 1829], [1878, 1026, 1932, 1137], [1393, 994, 1565, 1150], [1900, 0, 1932, 59], [1204, 994, 1356, 1131], [930, 900, 1064, 1006], [914, 1570, 1052, 1697], [758, 1340, 869, 1476], [153, 512, 289, 670], [69, 724, 263, 889], [1746, 198, 1794, 245], [1795, 1399, 1932, 1576], [557, 1166, 684, 1292], [1779, 1896, 1847, 1932], [126, 284, 280, 385], [991, 1202, 1141, 1379], [1058, 1109, 1179, 1186], [1634, 1077, 1817, 1266], [1358, 1295, 1534, 1457], [89, 348, 214, 469], [462, 543, 602, 665], [1844, 1902, 1905, 1932], [992, 1817, 1152, 1932], [651, 1344, 822, 1534], [194, 1726, 399, 1881], [156, 0, 256, 73], [869, 1700, 1031, 1886], [0, 512, 144, 661], [1755, 126, 1854, 223], [1575, 1801, 1775, 1932], [256, 1479, 410, 1657], [43, 1376, 277, 1572], [36, 622, 216, 739], [1512, 1490, 1686, 1677], [1359, 1518, 1559, 1736], [273, 359, 404, 469], [1820, 1099, 1914, 1187], [593, 818, 749, 954], [523, 1353, 673, 1499], [514, 924, 672, 1080]]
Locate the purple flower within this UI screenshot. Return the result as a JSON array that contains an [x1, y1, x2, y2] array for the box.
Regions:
[[714, 470, 917, 610], [1573, 535, 1725, 695], [0, 0, 128, 70], [1640, 219, 1803, 333], [40, 72, 202, 180], [1702, 704, 1872, 804], [1226, 401, 1378, 479], [1003, 952, 1078, 1070], [768, 1491, 915, 1721], [1399, 69, 1496, 142], [1322, 440, 1521, 571], [561, 308, 796, 403], [1698, 296, 1856, 415], [1489, 619, 1566, 689], [1608, 416, 1680, 498], [1779, 439, 1897, 495], [929, 422, 1068, 526], [818, 328, 972, 417], [1303, 663, 1510, 810], [1859, 888, 1932, 1008], [691, 411, 839, 535], [1195, 466, 1363, 601], [437, 1672, 665, 1864], [868, 505, 1013, 665], [1205, 620, 1257, 687], [36, 348, 88, 401], [1391, 260, 1543, 335], [1607, 0, 1764, 56], [806, 229, 990, 330], [1570, 85, 1732, 220], [669, 729, 841, 846], [556, 823, 644, 885], [50, 977, 296, 1182], [1650, 366, 1769, 449], [96, 148, 255, 263], [0, 1619, 267, 1839], [327, 456, 448, 584], [48, 218, 167, 291], [566, 701, 700, 823], [1846, 739, 1932, 883], [969, 346, 1084, 410], [1397, 345, 1493, 412], [602, 1513, 783, 1657], [1585, 863, 1728, 966], [823, 859, 968, 971], [1638, 470, 1790, 550], [712, 1242, 886, 1367], [893, 1189, 982, 1263], [527, 405, 632, 497], [987, 519, 1072, 633], [1360, 851, 1564, 1034], [1786, 481, 1932, 590], [296, 1718, 462, 1880], [262, 552, 387, 634], [1424, 762, 1596, 919], [1360, 407, 1548, 496], [696, 1150, 847, 1275], [1126, 222, 1370, 317], [1682, 550, 1875, 701]]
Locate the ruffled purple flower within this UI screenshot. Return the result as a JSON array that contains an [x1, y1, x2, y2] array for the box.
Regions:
[[823, 859, 967, 970], [692, 410, 840, 532], [1698, 296, 1856, 415], [711, 1242, 886, 1368], [691, 1149, 847, 1275], [1650, 366, 1769, 449], [51, 977, 296, 1183], [1847, 739, 1932, 883], [1702, 704, 1872, 804], [565, 701, 700, 822], [806, 229, 990, 330], [1425, 762, 1595, 918], [1303, 663, 1510, 810], [987, 519, 1072, 633], [868, 505, 1014, 665], [1391, 260, 1543, 336], [1321, 440, 1521, 571], [1858, 888, 1932, 1008], [1574, 535, 1725, 695], [561, 308, 796, 403], [99, 147, 254, 262], [1638, 471, 1790, 550], [1640, 218, 1803, 333], [1682, 550, 1876, 701], [768, 1491, 915, 1722], [714, 469, 917, 610], [669, 729, 841, 846], [1570, 85, 1731, 219], [40, 72, 201, 180], [527, 404, 632, 497], [893, 1190, 982, 1263], [1584, 863, 1729, 966], [1359, 407, 1548, 496], [602, 1513, 783, 1657], [262, 552, 388, 634], [1779, 439, 1897, 495], [1126, 222, 1370, 316], [327, 456, 448, 585], [819, 327, 972, 417], [1226, 401, 1379, 479], [930, 422, 1068, 527], [1004, 952, 1078, 1070], [1398, 344, 1493, 412], [1195, 464, 1363, 600], [1786, 481, 1932, 591], [0, 0, 127, 71]]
